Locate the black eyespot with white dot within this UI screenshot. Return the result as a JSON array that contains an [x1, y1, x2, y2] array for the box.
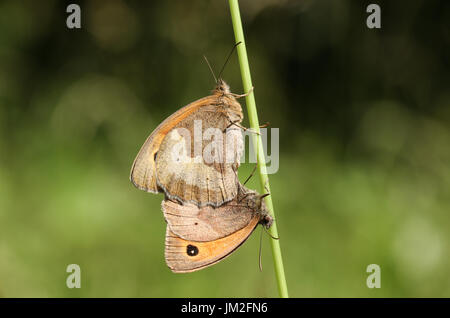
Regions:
[[186, 244, 199, 256]]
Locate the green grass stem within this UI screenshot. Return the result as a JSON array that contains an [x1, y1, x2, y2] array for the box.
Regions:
[[228, 0, 289, 298]]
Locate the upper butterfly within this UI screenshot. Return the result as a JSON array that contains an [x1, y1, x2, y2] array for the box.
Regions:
[[130, 79, 245, 207]]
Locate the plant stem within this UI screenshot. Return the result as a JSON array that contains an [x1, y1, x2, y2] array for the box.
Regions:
[[228, 0, 289, 298]]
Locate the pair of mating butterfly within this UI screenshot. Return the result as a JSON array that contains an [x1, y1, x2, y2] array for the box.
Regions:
[[130, 53, 273, 273]]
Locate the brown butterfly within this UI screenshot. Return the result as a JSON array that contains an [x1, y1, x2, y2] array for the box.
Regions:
[[162, 186, 272, 273], [130, 79, 248, 207]]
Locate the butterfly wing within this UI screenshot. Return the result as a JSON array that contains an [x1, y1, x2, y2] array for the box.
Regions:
[[130, 96, 215, 193], [164, 214, 259, 273], [161, 198, 255, 242], [155, 104, 243, 207]]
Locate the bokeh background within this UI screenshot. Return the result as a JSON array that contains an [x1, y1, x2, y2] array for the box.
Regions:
[[0, 0, 449, 297]]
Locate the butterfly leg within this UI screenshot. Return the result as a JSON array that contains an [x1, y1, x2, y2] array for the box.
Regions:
[[225, 120, 269, 131], [263, 226, 279, 240], [232, 168, 251, 203], [237, 164, 263, 203], [224, 118, 269, 135], [224, 119, 240, 131], [230, 86, 254, 99], [263, 178, 271, 194], [224, 119, 260, 136], [237, 189, 251, 203]]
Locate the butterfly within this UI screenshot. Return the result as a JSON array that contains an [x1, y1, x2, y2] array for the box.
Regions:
[[162, 185, 272, 273], [130, 79, 248, 207]]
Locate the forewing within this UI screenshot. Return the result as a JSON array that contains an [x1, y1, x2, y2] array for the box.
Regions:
[[130, 96, 213, 193], [156, 104, 243, 207]]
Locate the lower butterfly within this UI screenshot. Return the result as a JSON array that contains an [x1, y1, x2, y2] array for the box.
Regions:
[[162, 186, 272, 273]]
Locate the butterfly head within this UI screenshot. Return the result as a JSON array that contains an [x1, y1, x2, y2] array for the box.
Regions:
[[256, 193, 273, 229], [261, 213, 273, 229], [243, 191, 273, 229], [213, 79, 243, 123], [214, 78, 231, 95]]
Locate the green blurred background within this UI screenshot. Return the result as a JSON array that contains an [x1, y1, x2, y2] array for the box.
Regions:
[[0, 0, 449, 297]]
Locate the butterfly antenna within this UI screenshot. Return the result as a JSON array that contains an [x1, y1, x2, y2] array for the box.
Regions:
[[258, 226, 264, 272], [218, 41, 242, 80], [203, 55, 217, 83]]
